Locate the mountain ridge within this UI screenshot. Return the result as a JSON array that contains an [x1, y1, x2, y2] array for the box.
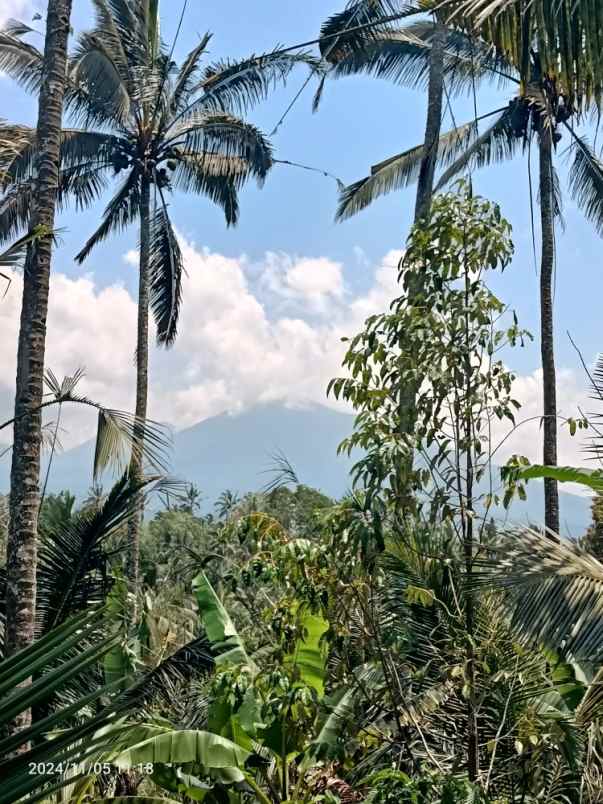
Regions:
[[0, 402, 592, 534]]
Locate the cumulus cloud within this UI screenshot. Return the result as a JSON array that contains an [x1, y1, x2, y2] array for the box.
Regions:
[[0, 236, 596, 493], [258, 252, 345, 314]]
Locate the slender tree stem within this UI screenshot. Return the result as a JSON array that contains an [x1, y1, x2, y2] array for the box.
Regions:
[[126, 175, 152, 594], [414, 21, 446, 223], [39, 403, 62, 511], [244, 775, 273, 804], [538, 124, 560, 535], [397, 19, 446, 513], [463, 243, 479, 783]]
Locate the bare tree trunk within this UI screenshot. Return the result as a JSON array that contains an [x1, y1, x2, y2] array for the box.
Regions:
[[414, 21, 446, 223], [5, 0, 73, 734], [397, 20, 445, 508], [538, 126, 560, 535], [126, 176, 151, 595]]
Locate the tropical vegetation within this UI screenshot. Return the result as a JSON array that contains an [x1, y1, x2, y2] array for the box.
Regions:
[[1, 1, 603, 803]]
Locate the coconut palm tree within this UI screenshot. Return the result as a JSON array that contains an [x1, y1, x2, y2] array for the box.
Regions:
[[320, 2, 603, 535], [1, 3, 74, 744], [318, 1, 513, 512], [0, 1, 314, 591]]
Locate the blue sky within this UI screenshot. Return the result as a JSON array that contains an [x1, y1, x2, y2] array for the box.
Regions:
[[0, 0, 601, 468], [3, 0, 600, 368]]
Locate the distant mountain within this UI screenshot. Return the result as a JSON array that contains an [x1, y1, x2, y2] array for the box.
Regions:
[[0, 403, 359, 505], [0, 402, 592, 534]]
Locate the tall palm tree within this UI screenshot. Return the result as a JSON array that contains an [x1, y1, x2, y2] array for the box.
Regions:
[[441, 0, 603, 536], [2, 3, 74, 738], [320, 2, 603, 535], [0, 1, 314, 590], [318, 1, 511, 512]]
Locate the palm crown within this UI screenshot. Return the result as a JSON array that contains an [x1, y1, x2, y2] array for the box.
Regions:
[[319, 2, 603, 230], [0, 0, 314, 345]]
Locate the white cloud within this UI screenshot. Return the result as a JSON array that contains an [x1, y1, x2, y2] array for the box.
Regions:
[[0, 237, 597, 499], [257, 252, 345, 314], [489, 367, 595, 496], [0, 1, 41, 27], [123, 250, 138, 268]]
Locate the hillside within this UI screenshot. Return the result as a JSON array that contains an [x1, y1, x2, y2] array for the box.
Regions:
[[0, 402, 592, 534]]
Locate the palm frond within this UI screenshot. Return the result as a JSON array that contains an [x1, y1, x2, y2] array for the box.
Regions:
[[89, 0, 131, 77], [70, 33, 133, 128], [0, 161, 110, 247], [59, 162, 112, 211], [36, 473, 151, 634], [443, 0, 603, 113], [100, 0, 149, 70], [149, 199, 183, 347], [171, 32, 213, 112], [2, 19, 36, 38], [0, 28, 44, 94], [0, 227, 52, 297], [0, 179, 35, 243], [318, 1, 419, 61], [195, 50, 320, 115], [336, 119, 477, 220], [0, 612, 130, 803], [435, 103, 519, 189], [262, 449, 300, 493], [130, 61, 172, 125], [0, 120, 36, 183], [576, 666, 603, 727], [167, 113, 273, 183], [473, 527, 603, 663], [323, 22, 517, 97], [567, 132, 603, 237], [75, 169, 140, 263], [124, 635, 214, 708], [0, 227, 49, 269], [1, 125, 118, 188], [172, 154, 241, 224], [92, 406, 170, 479], [39, 367, 172, 478]]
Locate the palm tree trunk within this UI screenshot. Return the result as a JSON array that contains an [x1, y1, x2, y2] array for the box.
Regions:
[[5, 0, 73, 686], [414, 21, 446, 223], [126, 176, 152, 594], [7, 0, 74, 650], [397, 21, 445, 507], [538, 125, 560, 535]]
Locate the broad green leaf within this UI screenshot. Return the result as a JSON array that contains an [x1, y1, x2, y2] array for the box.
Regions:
[[308, 686, 356, 763], [503, 463, 603, 493], [112, 729, 250, 771], [192, 572, 254, 669], [305, 663, 382, 768], [285, 612, 328, 696], [237, 687, 265, 738]]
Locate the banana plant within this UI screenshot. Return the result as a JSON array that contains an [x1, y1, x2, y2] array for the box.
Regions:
[[70, 572, 329, 803], [191, 571, 330, 802]]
